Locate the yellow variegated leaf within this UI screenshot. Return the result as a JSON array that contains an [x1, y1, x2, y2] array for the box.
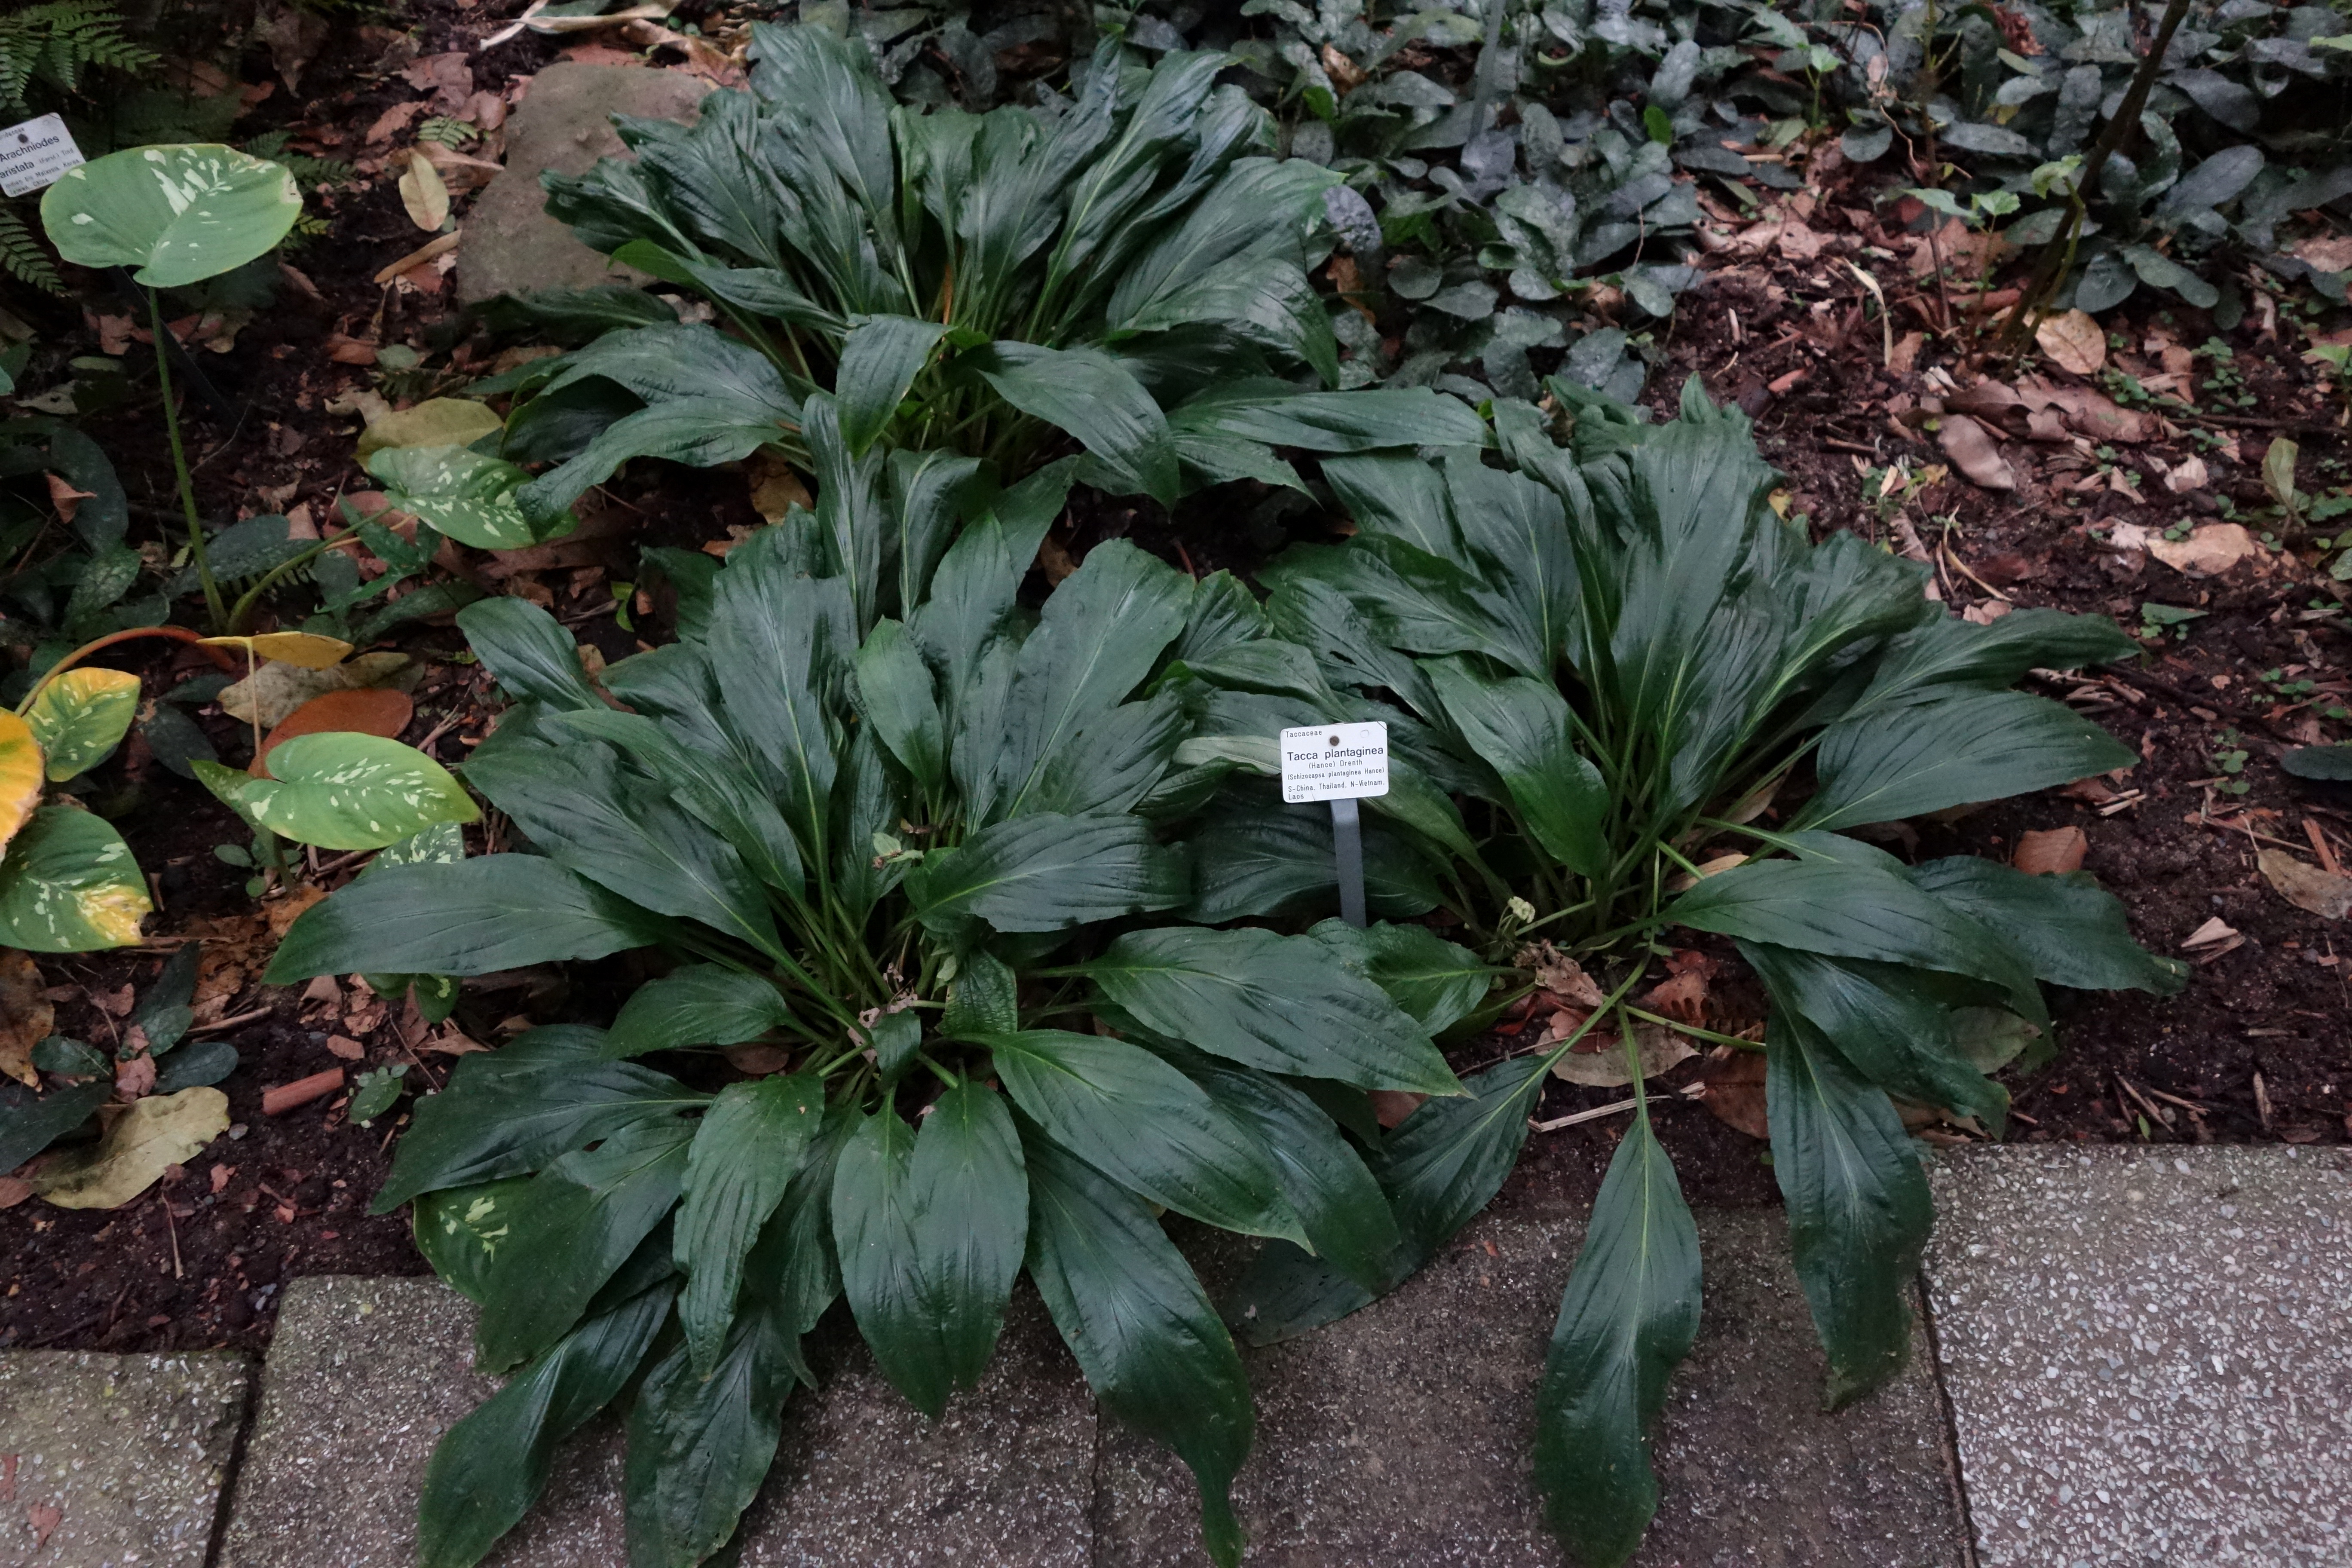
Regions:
[[0, 806, 152, 951], [25, 668, 141, 782], [0, 712, 44, 854]]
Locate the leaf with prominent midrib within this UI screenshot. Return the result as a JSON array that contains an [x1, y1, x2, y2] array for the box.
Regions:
[[1024, 1134, 1253, 1568], [906, 812, 1187, 937], [602, 965, 794, 1059], [472, 1117, 696, 1373], [970, 342, 1180, 505], [1801, 689, 2135, 831], [266, 857, 675, 984], [835, 315, 952, 454], [675, 1073, 824, 1374], [622, 1291, 803, 1568], [376, 1026, 706, 1212], [1907, 856, 2187, 996], [854, 618, 947, 795], [1426, 657, 1609, 880], [1079, 926, 1460, 1094], [416, 1280, 673, 1568], [1767, 1014, 1933, 1408], [1532, 1113, 1701, 1567], [458, 597, 606, 711], [830, 1109, 940, 1413], [981, 1029, 1300, 1243], [907, 1080, 1028, 1402]]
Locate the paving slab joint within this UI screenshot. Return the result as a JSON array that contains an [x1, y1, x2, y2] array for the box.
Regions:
[[1911, 1272, 1981, 1568]]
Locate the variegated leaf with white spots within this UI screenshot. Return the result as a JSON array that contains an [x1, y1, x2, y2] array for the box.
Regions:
[[25, 668, 142, 783], [40, 144, 302, 289], [0, 806, 152, 952], [226, 733, 480, 851], [366, 444, 568, 551]]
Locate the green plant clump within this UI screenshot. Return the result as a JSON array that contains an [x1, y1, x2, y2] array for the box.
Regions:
[[484, 24, 1484, 524], [1170, 379, 2187, 1562], [265, 416, 1489, 1568]]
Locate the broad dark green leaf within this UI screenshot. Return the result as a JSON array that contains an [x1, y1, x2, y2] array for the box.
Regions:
[[830, 1109, 947, 1413], [472, 1117, 695, 1372], [1767, 1014, 1934, 1408], [906, 1080, 1028, 1400], [943, 949, 1020, 1037], [623, 1292, 802, 1568], [704, 535, 853, 856], [971, 342, 1179, 505], [743, 1102, 860, 1342], [1801, 690, 2135, 831], [906, 812, 1188, 937], [550, 705, 806, 900], [836, 315, 951, 455], [1908, 857, 2187, 995], [1666, 855, 2040, 1011], [1849, 607, 2138, 715], [464, 743, 784, 961], [983, 1030, 1299, 1243], [512, 325, 802, 523], [1079, 926, 1460, 1094], [2282, 743, 2352, 781], [603, 965, 793, 1059], [1185, 1058, 1400, 1295], [906, 466, 1074, 722], [413, 1175, 536, 1306], [1304, 918, 1497, 1035], [376, 1027, 705, 1211], [1185, 796, 1441, 923], [1533, 1115, 1701, 1568], [415, 1279, 673, 1568], [1024, 1134, 1253, 1568], [854, 618, 946, 795], [676, 1073, 824, 1374], [984, 541, 1193, 821], [1167, 381, 1487, 452], [1427, 657, 1609, 880], [1739, 942, 2007, 1133], [267, 858, 674, 984], [0, 1081, 111, 1174]]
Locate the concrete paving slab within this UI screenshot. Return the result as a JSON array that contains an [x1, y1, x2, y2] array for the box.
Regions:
[[455, 63, 710, 305], [216, 1275, 1096, 1567], [1926, 1144, 2352, 1568], [1097, 1205, 1967, 1568], [0, 1350, 250, 1568]]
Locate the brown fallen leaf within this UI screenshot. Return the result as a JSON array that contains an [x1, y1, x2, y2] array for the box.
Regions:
[[114, 1051, 156, 1099], [251, 688, 416, 778], [1696, 1050, 1770, 1139], [1642, 967, 1708, 1025], [1369, 1089, 1427, 1129], [0, 950, 52, 1089], [2147, 523, 2260, 577], [2161, 455, 2210, 493], [265, 884, 329, 940], [1516, 940, 1605, 1008], [324, 333, 379, 365], [2180, 915, 2239, 949], [0, 1176, 32, 1209], [92, 984, 135, 1018], [746, 450, 813, 522], [1939, 414, 2016, 490], [2017, 375, 2156, 444], [2035, 308, 2106, 376], [44, 473, 96, 525], [325, 1035, 367, 1062], [2257, 848, 2352, 920], [1549, 1023, 1697, 1087], [365, 100, 428, 144], [2013, 825, 2088, 875]]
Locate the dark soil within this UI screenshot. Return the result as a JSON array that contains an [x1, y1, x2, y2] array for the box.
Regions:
[[5, 6, 2347, 1357]]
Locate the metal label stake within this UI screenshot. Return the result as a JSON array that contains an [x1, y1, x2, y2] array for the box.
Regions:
[[1278, 720, 1389, 931], [1329, 796, 1367, 928]]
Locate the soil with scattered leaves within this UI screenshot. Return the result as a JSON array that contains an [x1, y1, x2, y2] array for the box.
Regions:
[[6, 4, 2351, 1357]]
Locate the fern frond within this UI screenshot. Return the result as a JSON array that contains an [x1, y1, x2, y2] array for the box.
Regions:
[[0, 2, 158, 112], [0, 206, 63, 295]]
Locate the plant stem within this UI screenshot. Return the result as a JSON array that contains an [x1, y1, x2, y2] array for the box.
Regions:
[[226, 533, 370, 636], [1996, 0, 2194, 352], [1623, 1006, 1761, 1051], [12, 625, 236, 716], [150, 288, 229, 631]]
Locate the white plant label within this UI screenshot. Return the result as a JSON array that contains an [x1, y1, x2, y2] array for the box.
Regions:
[[0, 115, 85, 199], [1279, 721, 1390, 803]]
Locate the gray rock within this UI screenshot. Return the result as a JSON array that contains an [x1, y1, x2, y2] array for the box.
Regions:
[[215, 1275, 1097, 1567], [1098, 1204, 1967, 1568], [1926, 1144, 2352, 1568], [0, 1350, 251, 1568], [456, 63, 711, 306]]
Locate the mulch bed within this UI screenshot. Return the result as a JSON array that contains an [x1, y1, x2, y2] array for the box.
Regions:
[[3, 3, 2346, 1356]]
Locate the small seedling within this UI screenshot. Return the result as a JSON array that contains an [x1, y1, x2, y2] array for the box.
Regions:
[[2138, 603, 2207, 641]]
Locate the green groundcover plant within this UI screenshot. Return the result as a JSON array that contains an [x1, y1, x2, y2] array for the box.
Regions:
[[486, 22, 1483, 524], [263, 398, 1490, 1568], [1176, 380, 2187, 1564]]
